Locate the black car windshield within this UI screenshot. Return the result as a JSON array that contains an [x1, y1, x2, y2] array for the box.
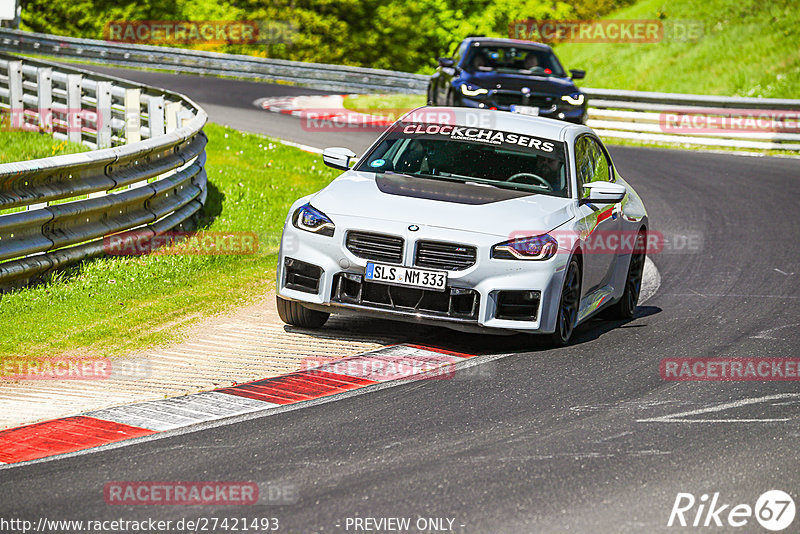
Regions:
[[355, 123, 569, 198], [465, 45, 566, 77]]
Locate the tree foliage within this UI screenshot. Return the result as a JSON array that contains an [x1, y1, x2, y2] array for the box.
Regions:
[[21, 0, 633, 73]]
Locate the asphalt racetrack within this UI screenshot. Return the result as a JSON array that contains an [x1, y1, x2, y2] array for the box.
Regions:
[[4, 66, 800, 533]]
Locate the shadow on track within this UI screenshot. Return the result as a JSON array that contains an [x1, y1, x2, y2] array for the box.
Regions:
[[282, 305, 663, 357]]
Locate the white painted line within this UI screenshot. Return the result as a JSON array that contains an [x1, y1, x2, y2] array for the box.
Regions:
[[87, 392, 277, 431], [636, 393, 800, 423], [278, 139, 324, 155]]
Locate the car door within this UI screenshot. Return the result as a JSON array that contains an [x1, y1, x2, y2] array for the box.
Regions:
[[575, 135, 622, 294]]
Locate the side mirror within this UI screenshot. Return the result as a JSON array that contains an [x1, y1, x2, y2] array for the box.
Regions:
[[570, 69, 586, 80], [437, 57, 455, 68], [583, 181, 625, 203], [322, 147, 357, 171]]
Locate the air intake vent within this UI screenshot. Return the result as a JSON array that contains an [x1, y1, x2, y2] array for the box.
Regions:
[[284, 257, 322, 294], [495, 290, 540, 321], [415, 241, 477, 271], [346, 231, 404, 264]]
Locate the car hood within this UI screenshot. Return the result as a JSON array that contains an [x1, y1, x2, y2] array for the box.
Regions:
[[464, 71, 578, 95], [310, 171, 574, 238]]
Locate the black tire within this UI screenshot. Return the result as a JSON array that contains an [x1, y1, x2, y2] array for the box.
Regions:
[[426, 83, 435, 105], [546, 258, 581, 347], [604, 230, 646, 319], [276, 296, 329, 328]]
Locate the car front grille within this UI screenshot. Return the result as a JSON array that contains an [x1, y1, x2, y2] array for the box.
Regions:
[[493, 92, 554, 109], [346, 231, 404, 264], [331, 273, 479, 320], [415, 241, 477, 271]]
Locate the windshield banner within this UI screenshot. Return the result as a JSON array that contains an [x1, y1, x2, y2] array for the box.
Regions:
[[391, 122, 563, 158]]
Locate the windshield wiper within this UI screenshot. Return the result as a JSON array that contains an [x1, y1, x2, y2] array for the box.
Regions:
[[441, 172, 546, 193], [384, 171, 543, 194]]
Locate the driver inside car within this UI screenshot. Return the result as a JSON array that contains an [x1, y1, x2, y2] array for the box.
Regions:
[[507, 156, 564, 193], [523, 52, 539, 70]]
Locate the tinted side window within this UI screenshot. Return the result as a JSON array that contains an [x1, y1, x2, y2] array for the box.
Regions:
[[453, 41, 468, 65], [575, 137, 592, 194], [576, 136, 613, 197], [587, 138, 612, 183]]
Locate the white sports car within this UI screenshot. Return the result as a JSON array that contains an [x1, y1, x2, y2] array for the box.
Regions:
[[276, 107, 648, 345]]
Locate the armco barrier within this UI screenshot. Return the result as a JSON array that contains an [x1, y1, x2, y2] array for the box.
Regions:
[[0, 28, 428, 94], [0, 53, 208, 289], [1, 29, 798, 151]]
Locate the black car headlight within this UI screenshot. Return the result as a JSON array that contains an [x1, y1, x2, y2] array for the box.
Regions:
[[292, 204, 335, 237], [492, 234, 558, 260], [460, 83, 489, 97], [560, 92, 585, 106]]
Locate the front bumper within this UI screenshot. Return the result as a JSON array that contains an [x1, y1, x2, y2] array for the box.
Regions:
[[277, 215, 571, 334]]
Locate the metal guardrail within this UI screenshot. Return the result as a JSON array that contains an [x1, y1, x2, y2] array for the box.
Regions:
[[583, 88, 800, 151], [2, 28, 797, 152], [0, 28, 429, 94], [0, 53, 208, 289]]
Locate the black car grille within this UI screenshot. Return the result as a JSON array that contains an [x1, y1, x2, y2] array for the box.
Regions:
[[346, 231, 404, 264], [415, 241, 477, 271], [493, 92, 554, 109], [332, 273, 479, 320]]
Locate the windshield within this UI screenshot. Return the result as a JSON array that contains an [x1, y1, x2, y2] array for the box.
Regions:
[[355, 123, 569, 198], [464, 45, 566, 76]]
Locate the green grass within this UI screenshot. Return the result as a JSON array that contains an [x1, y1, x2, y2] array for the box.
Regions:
[[0, 130, 88, 163], [553, 0, 799, 98], [343, 94, 426, 116], [0, 123, 338, 358]]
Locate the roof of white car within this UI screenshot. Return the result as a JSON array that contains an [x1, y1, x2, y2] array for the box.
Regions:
[[402, 106, 588, 142]]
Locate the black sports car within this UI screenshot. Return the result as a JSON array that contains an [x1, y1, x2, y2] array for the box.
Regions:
[[427, 37, 588, 124]]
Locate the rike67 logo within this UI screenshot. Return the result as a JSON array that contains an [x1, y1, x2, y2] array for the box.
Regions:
[[668, 490, 795, 531]]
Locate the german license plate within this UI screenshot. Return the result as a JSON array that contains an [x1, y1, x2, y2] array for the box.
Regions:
[[511, 105, 539, 116], [365, 262, 447, 291]]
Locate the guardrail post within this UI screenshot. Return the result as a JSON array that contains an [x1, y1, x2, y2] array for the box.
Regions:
[[8, 60, 23, 129], [95, 81, 112, 149], [37, 67, 52, 132], [124, 88, 141, 144], [165, 102, 181, 133], [65, 74, 82, 143], [148, 95, 165, 138]]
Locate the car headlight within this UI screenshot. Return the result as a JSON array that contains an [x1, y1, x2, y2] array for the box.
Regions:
[[492, 234, 559, 260], [560, 93, 585, 106], [461, 83, 489, 97], [292, 204, 335, 237]]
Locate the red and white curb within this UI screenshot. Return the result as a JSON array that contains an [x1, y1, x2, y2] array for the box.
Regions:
[[0, 344, 475, 466], [255, 94, 395, 128]]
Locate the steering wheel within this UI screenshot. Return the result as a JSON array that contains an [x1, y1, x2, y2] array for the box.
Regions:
[[507, 172, 552, 190]]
